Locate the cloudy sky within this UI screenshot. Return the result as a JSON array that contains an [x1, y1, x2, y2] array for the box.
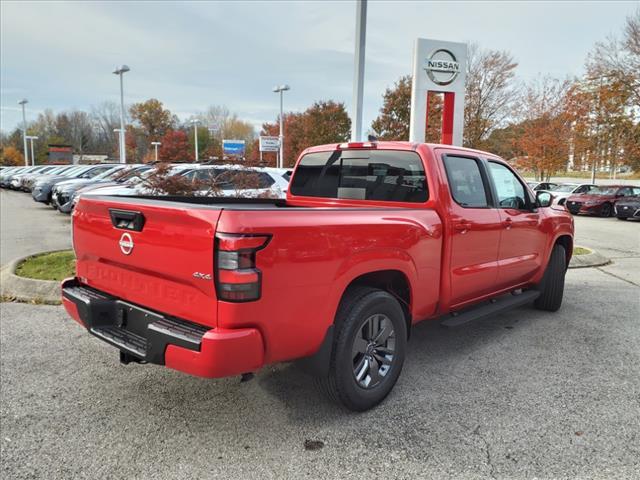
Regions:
[[1, 1, 636, 135]]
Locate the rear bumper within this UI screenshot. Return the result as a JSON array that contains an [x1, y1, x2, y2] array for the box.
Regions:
[[61, 278, 264, 378]]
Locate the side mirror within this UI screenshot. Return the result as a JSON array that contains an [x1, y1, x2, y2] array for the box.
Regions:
[[536, 191, 552, 208]]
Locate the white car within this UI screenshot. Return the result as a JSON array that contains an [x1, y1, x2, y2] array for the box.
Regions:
[[545, 183, 598, 206], [79, 164, 200, 198], [182, 165, 290, 199]]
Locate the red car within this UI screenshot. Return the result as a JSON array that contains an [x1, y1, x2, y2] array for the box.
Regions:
[[566, 185, 640, 217], [62, 141, 574, 410]]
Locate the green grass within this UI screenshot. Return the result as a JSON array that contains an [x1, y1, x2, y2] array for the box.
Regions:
[[574, 247, 592, 256], [15, 250, 75, 281]]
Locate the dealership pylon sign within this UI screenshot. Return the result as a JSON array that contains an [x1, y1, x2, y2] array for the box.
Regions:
[[409, 38, 467, 146]]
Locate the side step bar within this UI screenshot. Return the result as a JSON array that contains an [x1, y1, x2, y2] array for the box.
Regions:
[[440, 290, 540, 328]]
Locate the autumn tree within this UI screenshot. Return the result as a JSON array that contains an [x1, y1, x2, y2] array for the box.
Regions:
[[369, 76, 443, 142], [129, 99, 176, 141], [585, 9, 640, 106], [464, 43, 519, 149], [158, 130, 192, 162], [302, 100, 351, 147], [370, 76, 412, 140], [1, 146, 24, 166], [260, 100, 350, 167], [569, 10, 640, 174], [567, 76, 637, 173], [516, 78, 572, 180]]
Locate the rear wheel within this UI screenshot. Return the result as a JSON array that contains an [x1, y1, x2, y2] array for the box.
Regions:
[[534, 245, 566, 312], [316, 287, 407, 411]]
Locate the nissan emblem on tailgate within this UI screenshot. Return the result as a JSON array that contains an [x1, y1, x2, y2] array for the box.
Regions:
[[119, 232, 134, 255]]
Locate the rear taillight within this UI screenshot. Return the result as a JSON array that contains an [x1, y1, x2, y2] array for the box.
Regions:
[[215, 233, 270, 302]]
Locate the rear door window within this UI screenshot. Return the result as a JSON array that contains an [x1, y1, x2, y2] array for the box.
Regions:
[[290, 150, 428, 202], [442, 155, 489, 208]]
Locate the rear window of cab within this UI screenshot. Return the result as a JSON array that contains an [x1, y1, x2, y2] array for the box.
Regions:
[[290, 150, 428, 202]]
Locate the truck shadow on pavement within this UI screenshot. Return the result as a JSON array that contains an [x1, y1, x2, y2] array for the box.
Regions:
[[254, 305, 538, 421]]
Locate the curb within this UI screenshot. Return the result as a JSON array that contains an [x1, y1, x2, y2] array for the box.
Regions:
[[568, 247, 610, 269], [0, 254, 62, 305]]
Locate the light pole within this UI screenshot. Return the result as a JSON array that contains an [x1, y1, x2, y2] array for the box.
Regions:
[[351, 0, 367, 142], [26, 136, 38, 166], [113, 65, 130, 163], [191, 119, 200, 162], [113, 128, 123, 163], [272, 84, 290, 168], [151, 141, 161, 162], [18, 99, 29, 166]]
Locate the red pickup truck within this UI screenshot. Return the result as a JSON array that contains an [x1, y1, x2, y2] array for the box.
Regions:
[[62, 141, 574, 411]]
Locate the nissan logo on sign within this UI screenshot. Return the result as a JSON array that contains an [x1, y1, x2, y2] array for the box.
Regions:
[[425, 49, 460, 86], [119, 232, 134, 255]]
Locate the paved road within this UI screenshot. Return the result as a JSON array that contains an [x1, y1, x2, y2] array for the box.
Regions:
[[1, 267, 639, 479], [573, 215, 640, 286], [1, 188, 639, 479], [0, 189, 71, 266]]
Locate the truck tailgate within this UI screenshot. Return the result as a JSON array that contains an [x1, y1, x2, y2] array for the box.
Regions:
[[72, 196, 221, 328]]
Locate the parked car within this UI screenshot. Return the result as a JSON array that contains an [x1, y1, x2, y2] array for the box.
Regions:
[[8, 165, 52, 189], [62, 141, 573, 411], [181, 164, 290, 198], [614, 193, 640, 220], [0, 166, 27, 188], [78, 163, 200, 198], [527, 181, 558, 191], [3, 165, 45, 189], [54, 165, 152, 213], [544, 183, 598, 206], [52, 165, 128, 212], [32, 164, 117, 204], [17, 165, 69, 191], [566, 185, 640, 217]]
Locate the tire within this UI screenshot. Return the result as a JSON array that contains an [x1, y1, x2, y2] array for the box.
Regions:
[[617, 217, 627, 221], [600, 203, 612, 217], [534, 245, 566, 312], [316, 287, 407, 411]]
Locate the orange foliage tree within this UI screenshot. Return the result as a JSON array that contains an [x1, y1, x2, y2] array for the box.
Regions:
[[158, 130, 193, 163], [1, 146, 25, 166], [516, 78, 572, 180], [259, 101, 350, 167]]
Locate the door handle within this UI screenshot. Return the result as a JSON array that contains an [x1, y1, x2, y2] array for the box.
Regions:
[[503, 218, 513, 230], [454, 222, 471, 234]]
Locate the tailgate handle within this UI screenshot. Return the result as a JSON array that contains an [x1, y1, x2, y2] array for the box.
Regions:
[[109, 209, 145, 232]]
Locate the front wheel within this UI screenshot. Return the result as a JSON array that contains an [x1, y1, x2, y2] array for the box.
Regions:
[[600, 203, 612, 217], [316, 287, 407, 411], [534, 245, 566, 312]]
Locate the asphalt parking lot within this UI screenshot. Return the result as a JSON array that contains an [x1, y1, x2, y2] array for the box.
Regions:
[[1, 189, 639, 479]]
